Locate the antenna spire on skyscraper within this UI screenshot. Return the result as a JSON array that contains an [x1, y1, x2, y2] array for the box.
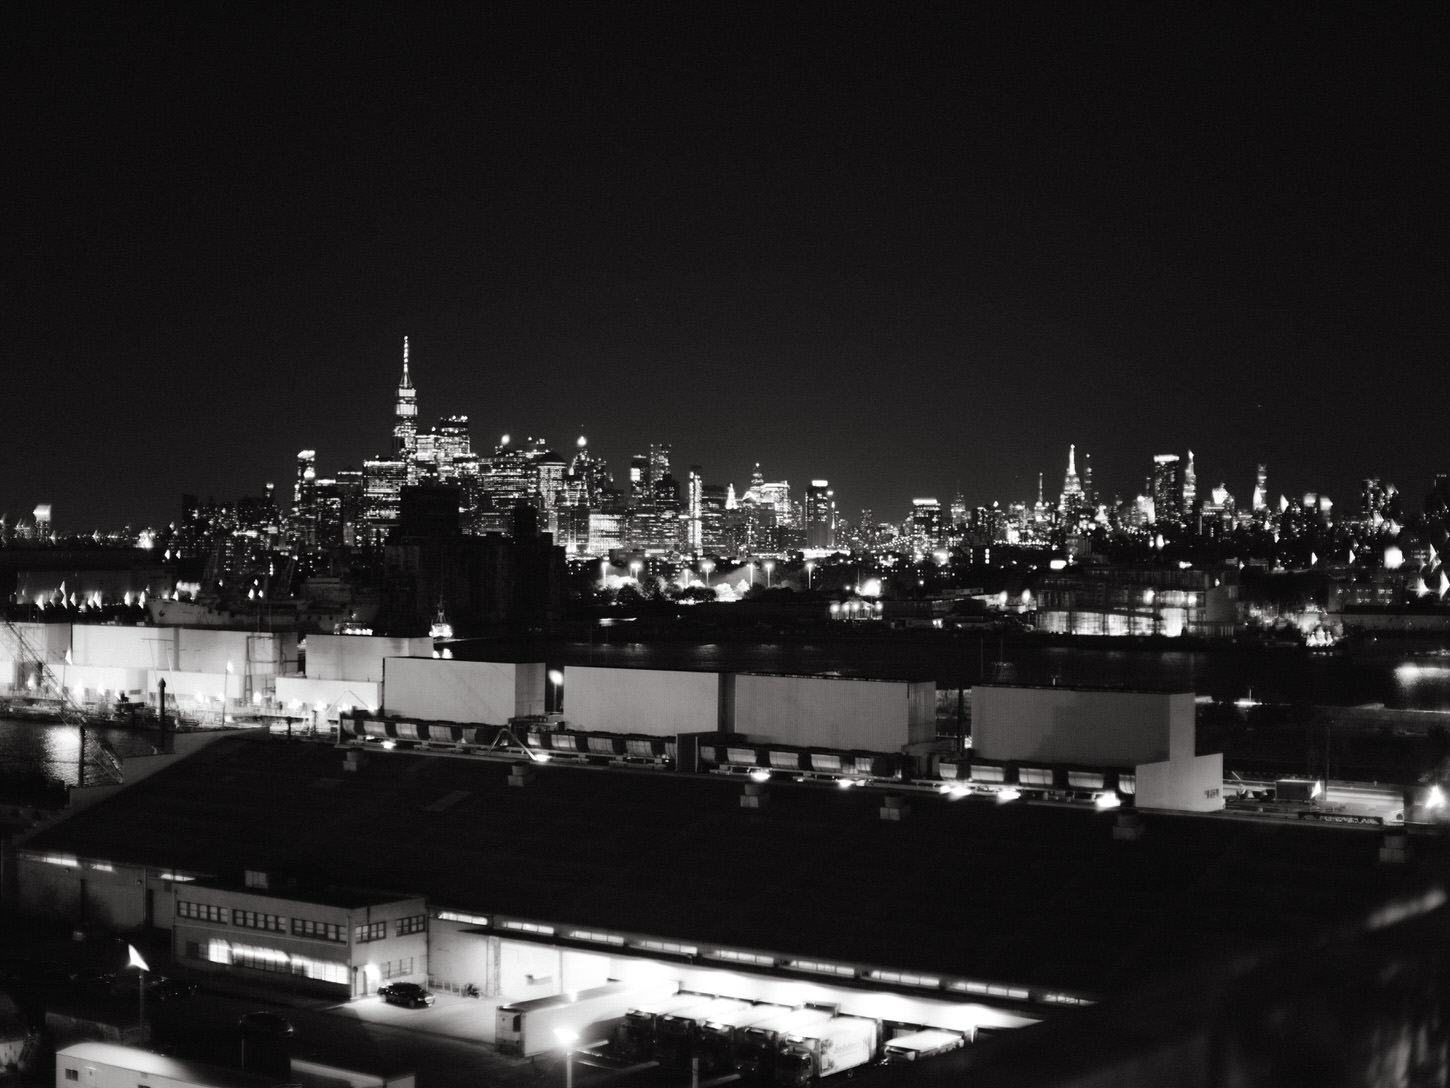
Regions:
[[401, 336, 412, 388]]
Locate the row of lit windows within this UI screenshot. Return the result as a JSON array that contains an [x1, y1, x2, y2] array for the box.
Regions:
[[234, 910, 286, 932], [178, 901, 227, 923], [293, 919, 345, 943], [197, 937, 348, 986], [441, 911, 1093, 1009]]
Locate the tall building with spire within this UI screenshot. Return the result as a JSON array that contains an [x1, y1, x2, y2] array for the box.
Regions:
[[1058, 444, 1084, 515], [1182, 450, 1197, 518], [393, 336, 418, 467]]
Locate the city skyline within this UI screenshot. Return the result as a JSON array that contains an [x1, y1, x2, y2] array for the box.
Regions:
[[7, 6, 1445, 529], [5, 332, 1445, 538]]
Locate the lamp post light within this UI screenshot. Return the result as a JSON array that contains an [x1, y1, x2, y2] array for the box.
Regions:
[[127, 943, 149, 1040], [700, 559, 714, 585], [764, 560, 774, 588], [548, 669, 564, 715], [805, 561, 814, 590], [555, 1027, 580, 1088], [629, 560, 642, 584]]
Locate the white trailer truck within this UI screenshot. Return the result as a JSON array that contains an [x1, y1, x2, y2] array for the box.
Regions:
[[496, 982, 668, 1057], [735, 1007, 835, 1080], [882, 1029, 967, 1063], [696, 1002, 792, 1074], [775, 1017, 880, 1086]]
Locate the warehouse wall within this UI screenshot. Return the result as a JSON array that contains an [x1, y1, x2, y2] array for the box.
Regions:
[[563, 667, 726, 737], [70, 625, 175, 670], [306, 634, 433, 682], [1137, 751, 1225, 812], [972, 686, 1192, 766], [384, 659, 545, 724], [733, 674, 925, 751]]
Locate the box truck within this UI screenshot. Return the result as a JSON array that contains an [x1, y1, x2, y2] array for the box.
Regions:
[[496, 982, 668, 1057], [775, 1017, 880, 1085]]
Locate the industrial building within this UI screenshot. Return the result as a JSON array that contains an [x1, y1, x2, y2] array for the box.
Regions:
[[968, 685, 1224, 813], [11, 731, 1442, 1054]]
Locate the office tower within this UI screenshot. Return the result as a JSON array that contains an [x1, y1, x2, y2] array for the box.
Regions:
[[1059, 444, 1084, 514], [1252, 464, 1269, 514], [393, 337, 418, 467], [629, 454, 649, 507], [289, 450, 318, 550], [1152, 455, 1182, 525], [804, 480, 837, 550], [686, 467, 704, 555], [1182, 450, 1197, 517]]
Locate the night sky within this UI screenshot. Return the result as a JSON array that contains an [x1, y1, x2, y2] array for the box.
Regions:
[[6, 5, 1446, 532]]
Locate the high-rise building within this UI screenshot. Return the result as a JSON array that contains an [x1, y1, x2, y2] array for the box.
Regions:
[[1182, 450, 1197, 518], [1059, 444, 1084, 514], [686, 467, 704, 555], [1152, 455, 1182, 526], [289, 449, 318, 550], [1252, 464, 1269, 514], [393, 337, 418, 467], [804, 480, 837, 550]]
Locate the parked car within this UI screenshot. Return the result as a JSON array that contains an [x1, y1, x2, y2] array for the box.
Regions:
[[377, 982, 435, 1008]]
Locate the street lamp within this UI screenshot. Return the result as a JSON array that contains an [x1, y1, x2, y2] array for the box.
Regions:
[[629, 560, 642, 583], [700, 559, 714, 585], [764, 560, 774, 588], [127, 943, 149, 1040], [555, 1027, 580, 1088], [548, 670, 563, 715], [805, 561, 814, 589]]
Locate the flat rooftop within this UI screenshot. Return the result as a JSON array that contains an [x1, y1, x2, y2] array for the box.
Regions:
[[23, 735, 1448, 996]]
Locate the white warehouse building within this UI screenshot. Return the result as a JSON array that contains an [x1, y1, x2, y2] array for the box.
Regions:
[[969, 684, 1223, 813]]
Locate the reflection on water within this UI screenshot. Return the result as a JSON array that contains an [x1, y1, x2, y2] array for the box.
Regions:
[[0, 717, 156, 787]]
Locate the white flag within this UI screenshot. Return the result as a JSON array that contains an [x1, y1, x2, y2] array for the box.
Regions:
[[128, 944, 149, 972]]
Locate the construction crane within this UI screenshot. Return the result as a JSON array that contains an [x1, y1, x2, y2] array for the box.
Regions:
[[0, 616, 121, 786]]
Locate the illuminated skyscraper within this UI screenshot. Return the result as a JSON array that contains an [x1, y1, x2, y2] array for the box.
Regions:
[[804, 480, 837, 550], [1252, 464, 1269, 514], [1058, 444, 1084, 515], [686, 466, 704, 555], [1182, 450, 1197, 517], [290, 449, 318, 550], [393, 337, 418, 467], [1152, 455, 1182, 525]]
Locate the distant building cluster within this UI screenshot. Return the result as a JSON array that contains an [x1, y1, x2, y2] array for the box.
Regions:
[[279, 339, 839, 562]]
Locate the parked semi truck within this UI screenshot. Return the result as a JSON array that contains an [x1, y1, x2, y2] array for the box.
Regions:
[[882, 1029, 967, 1063], [654, 997, 753, 1067], [735, 1008, 835, 1080], [496, 982, 668, 1057], [695, 1002, 792, 1074], [614, 992, 710, 1061], [775, 1017, 880, 1086]]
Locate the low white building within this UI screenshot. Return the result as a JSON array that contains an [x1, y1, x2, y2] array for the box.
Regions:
[[970, 684, 1223, 813], [171, 872, 428, 1000]]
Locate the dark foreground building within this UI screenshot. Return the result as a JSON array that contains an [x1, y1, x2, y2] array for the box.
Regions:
[[9, 734, 1450, 1083]]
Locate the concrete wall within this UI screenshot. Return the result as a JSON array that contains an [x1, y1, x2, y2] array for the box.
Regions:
[[175, 629, 295, 680], [383, 659, 545, 724], [562, 667, 726, 737], [733, 675, 931, 751], [972, 686, 1194, 766], [1136, 751, 1225, 813], [70, 626, 176, 670], [275, 677, 380, 717], [306, 634, 433, 682], [58, 665, 148, 700]]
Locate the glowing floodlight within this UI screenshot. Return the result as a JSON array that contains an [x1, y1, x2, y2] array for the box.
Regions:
[[996, 788, 1021, 803], [748, 768, 771, 783], [1095, 793, 1121, 810]]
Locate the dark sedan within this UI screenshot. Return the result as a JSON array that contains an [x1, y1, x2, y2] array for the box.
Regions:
[[377, 982, 435, 1008]]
